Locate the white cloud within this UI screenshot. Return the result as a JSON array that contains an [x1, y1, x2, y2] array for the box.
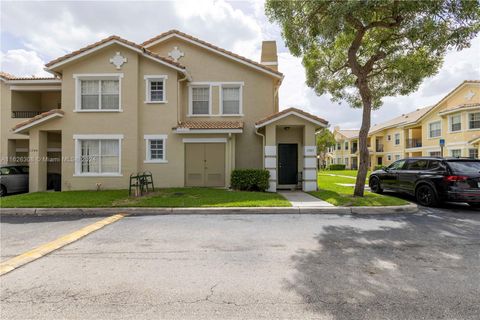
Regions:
[[0, 49, 50, 77]]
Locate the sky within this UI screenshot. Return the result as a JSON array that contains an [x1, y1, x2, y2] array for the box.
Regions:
[[1, 0, 479, 129]]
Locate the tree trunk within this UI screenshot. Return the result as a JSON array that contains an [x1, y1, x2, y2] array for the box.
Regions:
[[354, 79, 373, 197]]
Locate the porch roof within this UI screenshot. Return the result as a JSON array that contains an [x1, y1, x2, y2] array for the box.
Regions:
[[173, 120, 244, 133], [13, 109, 64, 134], [255, 107, 328, 128]]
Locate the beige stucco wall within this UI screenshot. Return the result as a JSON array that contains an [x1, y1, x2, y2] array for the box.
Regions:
[[148, 37, 278, 169]]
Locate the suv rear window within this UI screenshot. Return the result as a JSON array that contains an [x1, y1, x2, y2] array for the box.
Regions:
[[447, 161, 480, 173]]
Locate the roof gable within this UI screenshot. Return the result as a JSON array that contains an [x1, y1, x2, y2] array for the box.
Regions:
[[142, 30, 283, 79], [45, 35, 186, 74], [255, 107, 328, 128]]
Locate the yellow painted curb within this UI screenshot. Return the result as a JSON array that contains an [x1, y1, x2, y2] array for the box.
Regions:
[[0, 213, 127, 276]]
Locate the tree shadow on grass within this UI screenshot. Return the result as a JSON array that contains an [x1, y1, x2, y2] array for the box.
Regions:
[[283, 213, 480, 319]]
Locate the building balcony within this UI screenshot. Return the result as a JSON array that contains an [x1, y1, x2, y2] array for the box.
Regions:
[[375, 144, 384, 152], [11, 110, 43, 118], [406, 138, 422, 149]]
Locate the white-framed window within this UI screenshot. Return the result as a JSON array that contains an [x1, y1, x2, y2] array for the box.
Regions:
[[387, 135, 391, 141], [144, 135, 168, 163], [395, 154, 401, 161], [189, 85, 211, 115], [394, 133, 400, 145], [451, 149, 462, 158], [387, 154, 392, 161], [74, 134, 123, 176], [221, 85, 242, 115], [337, 143, 341, 150], [430, 151, 442, 157], [344, 142, 348, 150], [468, 112, 480, 130], [428, 121, 441, 138], [449, 114, 462, 132], [469, 148, 478, 159], [337, 158, 341, 164], [344, 157, 349, 166], [144, 75, 167, 103], [74, 74, 123, 111]]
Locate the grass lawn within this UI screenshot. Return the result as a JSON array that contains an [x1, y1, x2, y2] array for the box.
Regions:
[[310, 174, 408, 207], [0, 188, 290, 208], [320, 169, 371, 178]]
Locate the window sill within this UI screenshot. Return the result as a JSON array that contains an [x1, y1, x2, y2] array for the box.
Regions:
[[187, 114, 212, 117], [466, 128, 480, 131], [74, 109, 123, 113], [144, 101, 168, 104], [220, 114, 244, 117], [74, 173, 123, 177], [144, 160, 168, 164]]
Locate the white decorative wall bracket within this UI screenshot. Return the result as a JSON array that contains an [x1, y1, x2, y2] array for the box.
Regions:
[[168, 46, 184, 62], [110, 52, 127, 70]]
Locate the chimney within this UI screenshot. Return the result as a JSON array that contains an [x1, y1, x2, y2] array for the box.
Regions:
[[261, 41, 278, 71]]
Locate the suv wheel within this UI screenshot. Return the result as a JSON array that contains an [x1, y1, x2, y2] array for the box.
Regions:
[[369, 177, 383, 194], [0, 185, 6, 197], [415, 184, 439, 207]]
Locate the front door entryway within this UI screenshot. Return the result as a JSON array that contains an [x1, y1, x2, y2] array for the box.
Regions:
[[185, 143, 225, 187], [278, 143, 298, 185]]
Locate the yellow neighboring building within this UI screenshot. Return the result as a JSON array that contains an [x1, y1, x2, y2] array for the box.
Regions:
[[327, 80, 480, 169]]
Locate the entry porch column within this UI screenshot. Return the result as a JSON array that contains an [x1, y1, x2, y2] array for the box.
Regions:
[[302, 125, 317, 192], [264, 124, 277, 192], [29, 129, 48, 192]]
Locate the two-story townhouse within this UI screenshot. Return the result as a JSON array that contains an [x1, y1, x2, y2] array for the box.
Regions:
[[1, 30, 328, 194], [328, 80, 480, 169]]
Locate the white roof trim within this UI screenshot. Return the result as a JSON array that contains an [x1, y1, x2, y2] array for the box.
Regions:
[[173, 128, 243, 134], [438, 105, 480, 116], [255, 111, 327, 128], [46, 39, 187, 74], [13, 113, 64, 134], [144, 33, 283, 79]]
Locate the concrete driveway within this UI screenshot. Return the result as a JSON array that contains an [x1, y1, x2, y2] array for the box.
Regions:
[[1, 206, 479, 319]]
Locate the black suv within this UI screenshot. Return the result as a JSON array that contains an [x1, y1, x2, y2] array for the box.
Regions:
[[369, 157, 480, 207]]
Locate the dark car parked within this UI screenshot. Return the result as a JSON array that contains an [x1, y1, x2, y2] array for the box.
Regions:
[[369, 157, 480, 207], [0, 164, 29, 197]]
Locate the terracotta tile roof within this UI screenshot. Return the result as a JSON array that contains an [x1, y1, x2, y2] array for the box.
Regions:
[[337, 129, 360, 139], [142, 29, 283, 78], [255, 107, 328, 126], [369, 105, 435, 134], [175, 120, 244, 130], [0, 71, 58, 81], [45, 35, 185, 70], [13, 109, 64, 131]]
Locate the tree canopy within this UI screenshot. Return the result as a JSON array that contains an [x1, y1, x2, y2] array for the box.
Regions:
[[266, 0, 480, 196]]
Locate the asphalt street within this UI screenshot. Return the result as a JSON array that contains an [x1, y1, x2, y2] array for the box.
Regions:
[[1, 206, 479, 320]]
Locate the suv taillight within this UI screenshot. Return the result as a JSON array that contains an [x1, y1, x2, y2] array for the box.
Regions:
[[443, 175, 468, 182]]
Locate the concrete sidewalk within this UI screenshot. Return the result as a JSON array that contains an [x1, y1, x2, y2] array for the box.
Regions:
[[278, 191, 334, 207]]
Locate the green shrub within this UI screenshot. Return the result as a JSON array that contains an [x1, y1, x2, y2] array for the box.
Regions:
[[328, 164, 346, 170], [231, 169, 270, 192], [374, 165, 386, 170]]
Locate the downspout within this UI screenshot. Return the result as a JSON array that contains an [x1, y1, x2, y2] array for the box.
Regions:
[[177, 72, 189, 125], [255, 127, 265, 168]]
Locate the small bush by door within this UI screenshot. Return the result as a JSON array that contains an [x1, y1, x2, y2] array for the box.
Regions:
[[231, 169, 270, 192]]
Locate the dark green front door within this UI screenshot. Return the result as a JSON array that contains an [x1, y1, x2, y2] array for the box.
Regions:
[[278, 144, 298, 185]]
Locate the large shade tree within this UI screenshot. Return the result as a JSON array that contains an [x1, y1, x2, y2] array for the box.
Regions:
[[266, 0, 480, 196]]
